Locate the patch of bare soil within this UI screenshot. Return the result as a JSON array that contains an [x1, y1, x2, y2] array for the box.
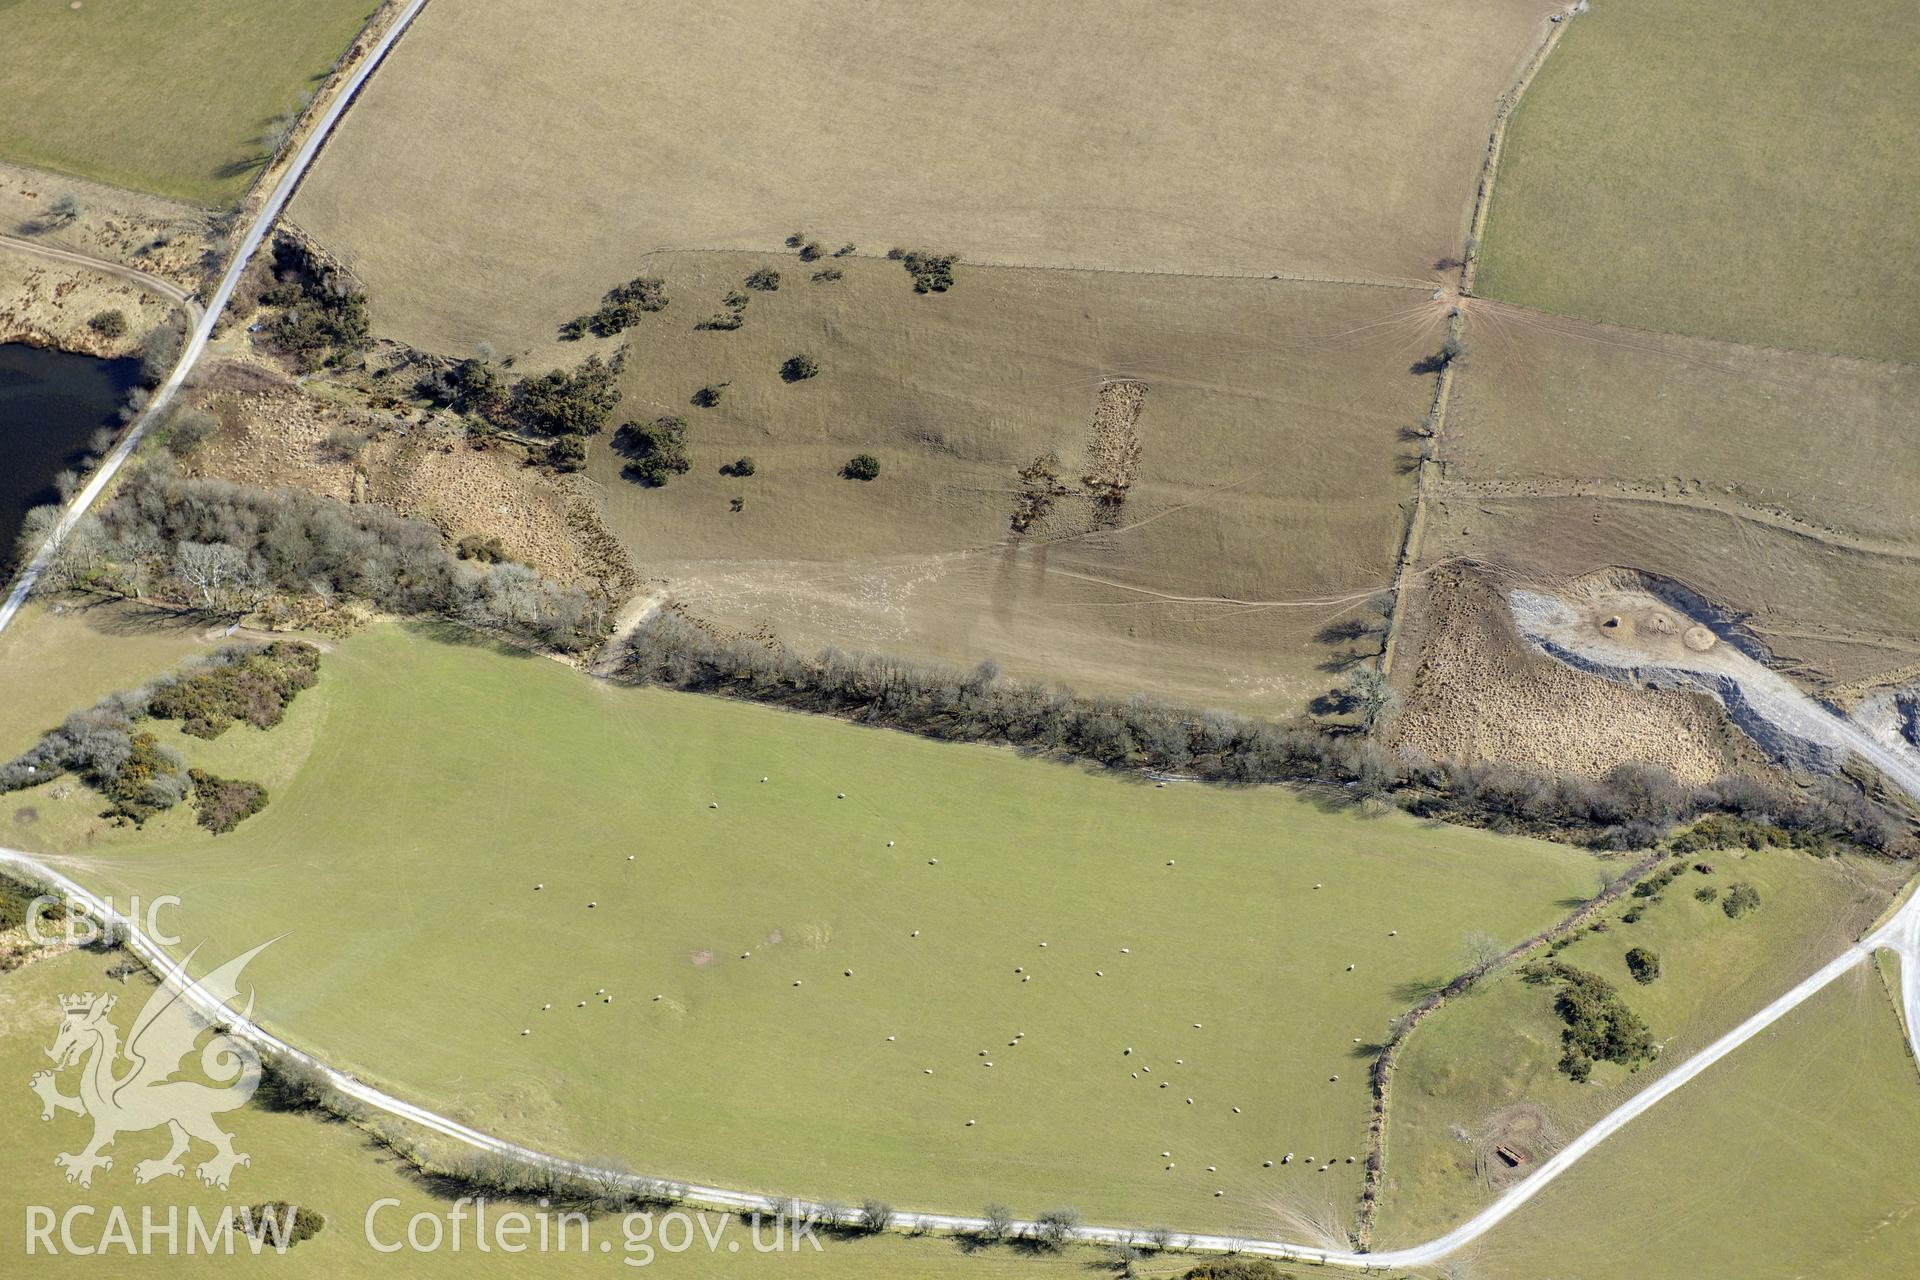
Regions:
[[0, 256, 172, 356], [1084, 379, 1145, 507], [1390, 569, 1734, 784], [0, 162, 214, 288], [186, 376, 621, 587], [1006, 381, 1147, 535], [1471, 1103, 1559, 1190]]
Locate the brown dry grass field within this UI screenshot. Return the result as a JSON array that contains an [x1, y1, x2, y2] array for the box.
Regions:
[[1419, 307, 1920, 693], [1447, 304, 1920, 546], [1474, 0, 1920, 363], [1389, 570, 1742, 784], [586, 254, 1445, 711], [1422, 492, 1920, 692], [290, 0, 1565, 359]]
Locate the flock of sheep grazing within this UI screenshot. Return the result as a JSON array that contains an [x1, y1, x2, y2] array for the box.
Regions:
[[514, 782, 1382, 1186]]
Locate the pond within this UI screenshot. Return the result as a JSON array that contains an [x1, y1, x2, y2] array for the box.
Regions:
[[0, 343, 140, 572]]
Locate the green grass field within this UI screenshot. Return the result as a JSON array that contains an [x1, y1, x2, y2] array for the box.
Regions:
[[0, 599, 212, 759], [1463, 962, 1920, 1280], [588, 255, 1438, 714], [0, 949, 1179, 1277], [11, 620, 1600, 1238], [0, 0, 377, 205], [1475, 0, 1920, 362], [1375, 845, 1903, 1247]]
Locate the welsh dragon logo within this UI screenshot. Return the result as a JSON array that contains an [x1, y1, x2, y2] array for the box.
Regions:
[[29, 942, 271, 1189]]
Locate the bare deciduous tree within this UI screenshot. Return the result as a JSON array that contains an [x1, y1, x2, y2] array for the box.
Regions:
[[173, 540, 251, 611]]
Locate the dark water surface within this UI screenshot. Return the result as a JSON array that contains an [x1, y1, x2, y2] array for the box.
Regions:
[[0, 343, 140, 571]]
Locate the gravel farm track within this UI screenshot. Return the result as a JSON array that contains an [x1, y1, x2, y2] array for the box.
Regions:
[[2, 0, 1917, 1268]]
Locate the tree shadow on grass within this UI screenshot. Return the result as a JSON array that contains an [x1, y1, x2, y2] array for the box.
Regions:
[[401, 617, 537, 660], [212, 152, 269, 182], [1391, 976, 1451, 1003]]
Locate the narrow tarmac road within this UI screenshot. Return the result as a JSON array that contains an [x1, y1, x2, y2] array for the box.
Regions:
[[0, 0, 433, 638]]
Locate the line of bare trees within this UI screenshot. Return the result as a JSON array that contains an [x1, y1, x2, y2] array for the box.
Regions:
[[21, 469, 608, 652], [620, 612, 1911, 855]]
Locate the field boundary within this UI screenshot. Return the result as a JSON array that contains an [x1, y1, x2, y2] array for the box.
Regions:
[[1379, 5, 1577, 675], [1, 840, 1898, 1272], [635, 243, 1436, 294], [1356, 846, 1661, 1247], [232, 1, 415, 218]]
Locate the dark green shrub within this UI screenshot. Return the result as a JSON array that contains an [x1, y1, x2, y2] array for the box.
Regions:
[[1524, 960, 1655, 1079], [1723, 882, 1761, 918], [781, 354, 819, 382], [720, 456, 755, 477], [512, 353, 623, 437], [695, 311, 744, 331], [563, 276, 668, 339], [617, 415, 691, 486], [423, 357, 502, 415], [1624, 946, 1660, 984], [900, 250, 955, 293], [88, 310, 128, 338], [241, 1203, 323, 1249], [261, 240, 369, 362], [691, 384, 727, 408], [1182, 1260, 1289, 1279], [189, 770, 268, 834], [745, 267, 781, 291], [842, 453, 880, 481]]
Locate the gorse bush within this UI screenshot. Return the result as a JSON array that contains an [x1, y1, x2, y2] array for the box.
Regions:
[[88, 310, 128, 338], [261, 239, 369, 365], [512, 352, 623, 438], [189, 770, 269, 834], [1624, 946, 1660, 984], [147, 642, 320, 738], [1522, 960, 1655, 1081], [1182, 1261, 1290, 1280], [561, 276, 668, 340], [1722, 881, 1762, 918], [239, 1204, 323, 1250], [617, 415, 691, 487]]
